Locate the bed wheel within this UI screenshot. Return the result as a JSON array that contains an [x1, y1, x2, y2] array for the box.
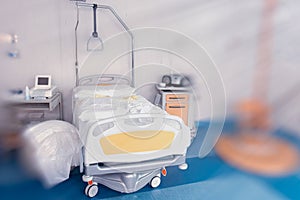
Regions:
[[85, 183, 99, 198], [150, 176, 161, 188], [178, 163, 188, 170]]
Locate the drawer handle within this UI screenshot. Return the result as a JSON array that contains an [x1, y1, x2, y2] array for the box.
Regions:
[[168, 106, 186, 108], [169, 97, 186, 100]]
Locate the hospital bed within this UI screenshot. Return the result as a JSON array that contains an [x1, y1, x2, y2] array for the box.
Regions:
[[72, 74, 192, 197]]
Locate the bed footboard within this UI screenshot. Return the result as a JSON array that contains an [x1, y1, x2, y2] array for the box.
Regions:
[[83, 113, 190, 165]]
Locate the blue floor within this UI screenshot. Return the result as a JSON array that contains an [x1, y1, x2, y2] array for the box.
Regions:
[[1, 122, 300, 200]]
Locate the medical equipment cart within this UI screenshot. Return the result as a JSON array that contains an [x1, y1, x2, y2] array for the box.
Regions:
[[8, 92, 63, 124]]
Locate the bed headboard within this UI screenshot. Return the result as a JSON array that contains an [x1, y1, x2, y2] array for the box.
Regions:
[[78, 74, 130, 86]]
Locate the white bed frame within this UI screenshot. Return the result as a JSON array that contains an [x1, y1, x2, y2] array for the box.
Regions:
[[74, 74, 191, 195], [72, 2, 191, 196]]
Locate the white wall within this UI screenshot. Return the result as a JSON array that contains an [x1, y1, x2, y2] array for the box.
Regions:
[[0, 0, 299, 135], [0, 0, 76, 132]]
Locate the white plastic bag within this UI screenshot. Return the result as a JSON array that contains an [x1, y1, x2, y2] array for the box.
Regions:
[[22, 120, 83, 187]]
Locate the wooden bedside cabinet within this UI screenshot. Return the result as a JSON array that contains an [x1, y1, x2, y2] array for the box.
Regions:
[[156, 85, 195, 132], [165, 94, 189, 125]]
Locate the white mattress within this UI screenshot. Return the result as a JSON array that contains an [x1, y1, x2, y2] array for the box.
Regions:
[[72, 85, 165, 142]]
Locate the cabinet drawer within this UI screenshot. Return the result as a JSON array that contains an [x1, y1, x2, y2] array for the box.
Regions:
[[166, 94, 189, 102], [165, 103, 188, 125]]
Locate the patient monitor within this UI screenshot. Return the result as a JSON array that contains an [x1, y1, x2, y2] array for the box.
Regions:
[[35, 75, 51, 89], [30, 75, 58, 99]]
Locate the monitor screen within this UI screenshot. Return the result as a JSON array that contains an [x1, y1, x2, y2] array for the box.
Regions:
[[38, 77, 49, 85]]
